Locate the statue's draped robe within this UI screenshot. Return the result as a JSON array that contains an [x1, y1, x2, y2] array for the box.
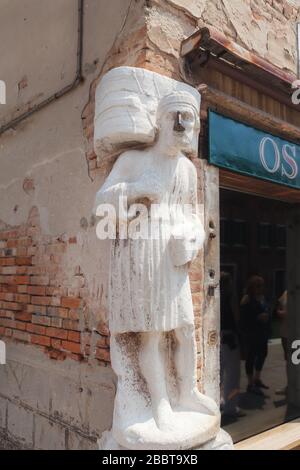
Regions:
[[95, 151, 204, 334]]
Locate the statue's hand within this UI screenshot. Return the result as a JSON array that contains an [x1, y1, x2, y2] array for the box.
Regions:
[[129, 169, 164, 203]]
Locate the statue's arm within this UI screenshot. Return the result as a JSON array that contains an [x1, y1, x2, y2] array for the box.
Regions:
[[93, 152, 139, 215], [93, 151, 163, 216]]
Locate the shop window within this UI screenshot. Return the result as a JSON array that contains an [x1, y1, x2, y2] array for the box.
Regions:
[[232, 219, 247, 247], [220, 218, 231, 247], [274, 269, 286, 300], [258, 222, 272, 249], [221, 218, 247, 248], [275, 224, 287, 250]]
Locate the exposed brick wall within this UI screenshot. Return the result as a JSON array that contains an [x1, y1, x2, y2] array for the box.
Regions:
[[0, 207, 110, 366]]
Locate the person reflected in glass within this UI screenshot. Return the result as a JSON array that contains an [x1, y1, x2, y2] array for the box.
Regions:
[[275, 290, 288, 396], [240, 276, 271, 396], [220, 272, 245, 419]]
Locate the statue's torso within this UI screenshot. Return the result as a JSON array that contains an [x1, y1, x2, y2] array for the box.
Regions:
[[109, 151, 197, 334]]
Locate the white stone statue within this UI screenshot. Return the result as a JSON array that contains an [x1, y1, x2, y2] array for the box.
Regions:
[[94, 67, 233, 450]]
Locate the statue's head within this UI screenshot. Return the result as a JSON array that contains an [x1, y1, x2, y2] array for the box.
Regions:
[[156, 91, 200, 157]]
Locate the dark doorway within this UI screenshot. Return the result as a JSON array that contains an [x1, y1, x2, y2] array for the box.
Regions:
[[219, 188, 300, 442]]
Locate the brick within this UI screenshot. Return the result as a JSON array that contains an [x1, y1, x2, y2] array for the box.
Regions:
[[26, 324, 46, 335], [31, 334, 51, 347], [68, 331, 80, 343], [30, 276, 49, 286], [0, 293, 14, 302], [32, 315, 51, 326], [31, 296, 52, 306], [1, 301, 22, 311], [57, 308, 69, 319], [2, 285, 17, 294], [61, 341, 81, 354], [4, 230, 18, 239], [51, 317, 63, 328], [45, 327, 68, 340], [0, 310, 14, 319], [48, 350, 66, 361], [27, 304, 47, 315], [15, 294, 30, 303], [62, 319, 80, 331], [45, 286, 55, 296], [51, 297, 61, 307], [16, 257, 32, 266], [0, 258, 15, 266], [1, 266, 17, 275], [46, 306, 59, 317], [14, 276, 30, 285], [17, 285, 28, 294], [68, 309, 80, 321], [17, 237, 32, 247], [15, 312, 32, 322], [61, 297, 81, 309], [28, 286, 46, 296], [50, 338, 62, 349], [4, 328, 12, 337], [14, 321, 27, 331], [6, 240, 18, 248], [95, 348, 110, 363], [12, 329, 30, 342], [16, 247, 27, 257], [16, 266, 28, 275], [3, 248, 16, 256]]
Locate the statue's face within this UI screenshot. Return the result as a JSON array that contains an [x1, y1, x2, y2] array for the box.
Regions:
[[158, 104, 200, 155]]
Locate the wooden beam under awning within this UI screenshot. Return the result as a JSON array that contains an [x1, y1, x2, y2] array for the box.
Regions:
[[181, 26, 297, 110], [220, 169, 300, 204]]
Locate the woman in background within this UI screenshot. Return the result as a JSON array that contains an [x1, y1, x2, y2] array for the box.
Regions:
[[240, 276, 271, 396]]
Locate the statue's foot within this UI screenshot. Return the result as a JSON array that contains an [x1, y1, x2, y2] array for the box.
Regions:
[[114, 402, 220, 450], [155, 398, 174, 432], [179, 388, 220, 417]]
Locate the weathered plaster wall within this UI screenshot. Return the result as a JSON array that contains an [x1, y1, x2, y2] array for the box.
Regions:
[[144, 0, 300, 78]]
